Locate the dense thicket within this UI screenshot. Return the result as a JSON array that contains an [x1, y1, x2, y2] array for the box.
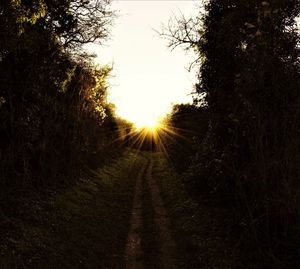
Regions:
[[167, 0, 300, 265], [165, 104, 209, 174], [0, 0, 128, 188]]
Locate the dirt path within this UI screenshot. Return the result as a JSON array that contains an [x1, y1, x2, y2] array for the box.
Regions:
[[0, 152, 142, 268], [125, 156, 177, 269], [125, 161, 147, 269], [0, 151, 178, 268], [147, 159, 177, 269]]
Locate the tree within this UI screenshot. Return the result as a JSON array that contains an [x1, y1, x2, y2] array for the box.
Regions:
[[44, 0, 114, 49], [164, 0, 300, 264], [0, 0, 120, 187]]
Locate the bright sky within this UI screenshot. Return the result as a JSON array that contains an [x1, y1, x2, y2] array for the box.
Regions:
[[86, 0, 199, 128]]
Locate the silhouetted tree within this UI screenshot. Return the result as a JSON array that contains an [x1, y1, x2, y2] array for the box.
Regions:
[[165, 0, 300, 265], [44, 0, 114, 49], [166, 104, 209, 173], [0, 0, 123, 187]]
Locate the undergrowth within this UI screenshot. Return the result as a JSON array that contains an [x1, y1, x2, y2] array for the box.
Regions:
[[0, 151, 142, 268]]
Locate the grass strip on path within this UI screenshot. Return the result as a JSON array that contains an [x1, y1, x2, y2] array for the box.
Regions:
[[151, 152, 242, 269], [0, 151, 143, 268]]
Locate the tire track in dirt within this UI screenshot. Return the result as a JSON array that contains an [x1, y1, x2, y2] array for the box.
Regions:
[[125, 155, 177, 269], [124, 160, 148, 269], [146, 158, 177, 269]]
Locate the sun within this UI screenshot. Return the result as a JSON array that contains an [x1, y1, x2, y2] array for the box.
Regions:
[[134, 116, 161, 131], [110, 93, 171, 132]]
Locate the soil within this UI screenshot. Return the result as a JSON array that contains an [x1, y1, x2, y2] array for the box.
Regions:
[[125, 156, 177, 269], [0, 150, 276, 269]]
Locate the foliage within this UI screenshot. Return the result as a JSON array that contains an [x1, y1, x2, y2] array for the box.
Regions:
[[44, 0, 114, 50], [165, 103, 209, 174], [166, 0, 300, 265], [0, 0, 127, 188]]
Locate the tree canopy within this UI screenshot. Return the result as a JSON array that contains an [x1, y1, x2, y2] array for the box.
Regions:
[[165, 0, 300, 265], [0, 0, 128, 186]]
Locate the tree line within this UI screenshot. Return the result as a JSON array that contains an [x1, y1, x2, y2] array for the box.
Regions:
[[0, 0, 131, 188], [166, 0, 300, 266]]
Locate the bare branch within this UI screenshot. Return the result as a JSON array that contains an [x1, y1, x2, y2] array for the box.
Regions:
[[45, 0, 115, 50]]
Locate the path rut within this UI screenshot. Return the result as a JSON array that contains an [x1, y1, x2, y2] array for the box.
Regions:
[[124, 157, 177, 269]]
